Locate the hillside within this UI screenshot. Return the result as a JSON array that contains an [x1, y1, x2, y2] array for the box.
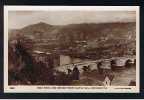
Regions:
[[9, 22, 136, 43], [9, 22, 136, 57]]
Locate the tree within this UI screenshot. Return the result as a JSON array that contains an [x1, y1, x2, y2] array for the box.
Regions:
[[111, 60, 116, 71], [15, 39, 36, 83], [97, 62, 103, 74]]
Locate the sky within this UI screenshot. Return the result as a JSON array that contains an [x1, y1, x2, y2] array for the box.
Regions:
[[8, 11, 136, 29]]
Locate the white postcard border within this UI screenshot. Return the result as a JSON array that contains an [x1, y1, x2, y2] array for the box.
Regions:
[[4, 6, 140, 93]]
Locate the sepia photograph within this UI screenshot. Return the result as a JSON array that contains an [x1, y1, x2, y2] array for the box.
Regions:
[[4, 6, 139, 93]]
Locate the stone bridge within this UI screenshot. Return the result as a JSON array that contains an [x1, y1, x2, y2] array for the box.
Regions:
[[55, 56, 135, 74]]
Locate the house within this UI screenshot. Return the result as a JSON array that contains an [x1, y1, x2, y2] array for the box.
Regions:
[[32, 50, 49, 62], [32, 50, 60, 68]]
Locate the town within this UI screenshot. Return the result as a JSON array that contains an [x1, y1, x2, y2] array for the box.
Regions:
[[8, 33, 136, 86]]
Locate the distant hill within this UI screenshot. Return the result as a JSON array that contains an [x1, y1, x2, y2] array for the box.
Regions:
[[9, 22, 136, 41], [8, 22, 136, 54], [57, 22, 136, 45]]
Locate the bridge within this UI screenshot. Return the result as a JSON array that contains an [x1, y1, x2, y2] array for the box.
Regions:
[[55, 56, 135, 74]]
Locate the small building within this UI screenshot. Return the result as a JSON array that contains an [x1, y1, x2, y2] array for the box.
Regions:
[[32, 50, 60, 68], [32, 50, 49, 62]]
